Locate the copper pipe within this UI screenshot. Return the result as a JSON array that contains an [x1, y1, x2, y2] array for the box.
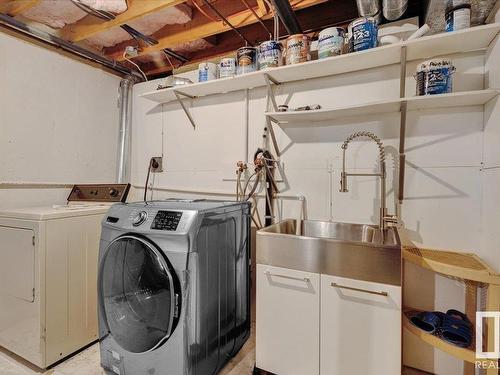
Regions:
[[240, 0, 273, 38]]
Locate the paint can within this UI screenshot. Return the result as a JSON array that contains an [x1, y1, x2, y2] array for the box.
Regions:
[[415, 59, 455, 95], [258, 40, 283, 69], [198, 62, 217, 82], [237, 46, 258, 75], [347, 16, 378, 52], [445, 0, 471, 32], [219, 57, 237, 78], [285, 34, 311, 65], [318, 27, 346, 59]]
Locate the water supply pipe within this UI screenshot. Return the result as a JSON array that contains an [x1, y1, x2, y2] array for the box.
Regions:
[[355, 0, 381, 17], [269, 0, 302, 35], [116, 77, 135, 183]]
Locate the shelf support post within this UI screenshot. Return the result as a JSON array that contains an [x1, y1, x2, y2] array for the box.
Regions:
[[398, 46, 407, 204], [264, 73, 280, 112], [173, 90, 196, 129]]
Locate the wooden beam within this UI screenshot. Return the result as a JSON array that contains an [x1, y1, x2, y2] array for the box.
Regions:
[[0, 0, 40, 16], [109, 0, 327, 61], [256, 0, 268, 14], [60, 0, 189, 42]]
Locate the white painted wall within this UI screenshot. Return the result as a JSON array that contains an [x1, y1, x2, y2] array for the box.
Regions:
[[131, 41, 500, 374], [0, 31, 121, 209], [482, 34, 500, 273]]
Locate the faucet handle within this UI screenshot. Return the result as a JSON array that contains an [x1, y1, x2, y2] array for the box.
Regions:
[[383, 215, 400, 227]]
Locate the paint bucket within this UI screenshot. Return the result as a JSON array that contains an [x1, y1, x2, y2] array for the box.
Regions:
[[445, 0, 471, 32], [415, 59, 455, 95], [347, 16, 378, 52], [237, 46, 258, 75], [258, 40, 283, 69], [285, 34, 311, 65], [219, 57, 237, 78], [318, 27, 346, 59], [198, 62, 217, 82]]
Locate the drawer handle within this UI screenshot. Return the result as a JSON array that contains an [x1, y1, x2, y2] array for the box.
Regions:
[[331, 282, 388, 296], [265, 271, 310, 283]]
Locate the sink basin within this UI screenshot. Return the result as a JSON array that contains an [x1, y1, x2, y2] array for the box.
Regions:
[[257, 219, 402, 286]]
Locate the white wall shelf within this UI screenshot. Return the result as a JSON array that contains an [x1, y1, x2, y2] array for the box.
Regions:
[[140, 24, 500, 105], [266, 90, 499, 127]]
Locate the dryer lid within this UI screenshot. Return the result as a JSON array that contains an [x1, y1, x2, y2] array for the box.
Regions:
[[99, 235, 180, 353]]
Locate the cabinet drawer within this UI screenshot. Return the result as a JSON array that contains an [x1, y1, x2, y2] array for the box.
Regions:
[[256, 265, 320, 375], [320, 275, 401, 375]]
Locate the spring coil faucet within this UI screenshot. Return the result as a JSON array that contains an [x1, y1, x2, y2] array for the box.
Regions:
[[340, 131, 396, 231]]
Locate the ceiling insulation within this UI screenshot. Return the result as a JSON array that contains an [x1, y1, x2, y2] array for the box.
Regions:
[[21, 0, 127, 29], [86, 4, 192, 48], [171, 39, 213, 55], [133, 39, 213, 64]]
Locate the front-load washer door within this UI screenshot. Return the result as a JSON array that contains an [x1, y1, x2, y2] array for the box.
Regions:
[[99, 235, 180, 353]]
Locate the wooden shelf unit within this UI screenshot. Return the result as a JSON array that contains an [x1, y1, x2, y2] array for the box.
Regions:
[[403, 310, 478, 364], [403, 247, 500, 286], [403, 246, 500, 375]]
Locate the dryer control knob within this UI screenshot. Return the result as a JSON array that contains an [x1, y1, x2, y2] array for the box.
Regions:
[[131, 211, 148, 226]]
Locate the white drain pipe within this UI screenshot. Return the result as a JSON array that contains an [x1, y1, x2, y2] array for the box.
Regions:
[[116, 77, 135, 183]]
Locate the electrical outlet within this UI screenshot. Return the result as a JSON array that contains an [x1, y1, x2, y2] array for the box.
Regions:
[[150, 157, 163, 173]]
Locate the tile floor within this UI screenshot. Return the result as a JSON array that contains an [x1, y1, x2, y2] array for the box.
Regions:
[[0, 330, 429, 375], [0, 332, 256, 375]]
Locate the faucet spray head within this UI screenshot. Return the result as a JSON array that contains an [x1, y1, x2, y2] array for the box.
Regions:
[[340, 172, 348, 193]]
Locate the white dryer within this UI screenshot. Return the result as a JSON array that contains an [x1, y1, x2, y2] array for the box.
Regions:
[[0, 184, 130, 368]]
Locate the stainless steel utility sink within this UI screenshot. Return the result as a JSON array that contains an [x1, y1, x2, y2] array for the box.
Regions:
[[257, 219, 402, 286]]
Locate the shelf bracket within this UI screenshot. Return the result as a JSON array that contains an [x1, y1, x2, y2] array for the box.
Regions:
[[266, 116, 281, 158], [398, 46, 407, 204], [173, 90, 196, 129], [264, 73, 281, 112]]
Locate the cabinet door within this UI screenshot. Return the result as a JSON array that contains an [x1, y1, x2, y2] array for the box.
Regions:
[[256, 264, 320, 375], [320, 275, 401, 375], [45, 215, 102, 364]]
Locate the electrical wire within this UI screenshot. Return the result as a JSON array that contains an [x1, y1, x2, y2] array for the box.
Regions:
[[162, 50, 176, 71], [144, 159, 154, 201], [123, 51, 148, 81], [239, 0, 272, 38], [202, 0, 253, 46], [143, 158, 160, 201], [192, 0, 219, 22]]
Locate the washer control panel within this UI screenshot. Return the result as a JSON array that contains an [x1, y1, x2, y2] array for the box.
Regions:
[[67, 184, 130, 202], [131, 211, 148, 227], [151, 211, 183, 231]]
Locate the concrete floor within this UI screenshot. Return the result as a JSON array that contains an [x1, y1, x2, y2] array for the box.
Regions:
[[0, 331, 256, 375], [0, 323, 429, 375]]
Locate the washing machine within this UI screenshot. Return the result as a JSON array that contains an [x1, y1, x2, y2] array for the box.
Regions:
[[0, 184, 130, 368], [98, 199, 251, 375]]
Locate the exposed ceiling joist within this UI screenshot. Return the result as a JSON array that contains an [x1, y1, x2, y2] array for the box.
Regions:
[[145, 0, 358, 77], [60, 0, 189, 42], [0, 0, 40, 16], [256, 0, 268, 14], [109, 0, 327, 61]]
